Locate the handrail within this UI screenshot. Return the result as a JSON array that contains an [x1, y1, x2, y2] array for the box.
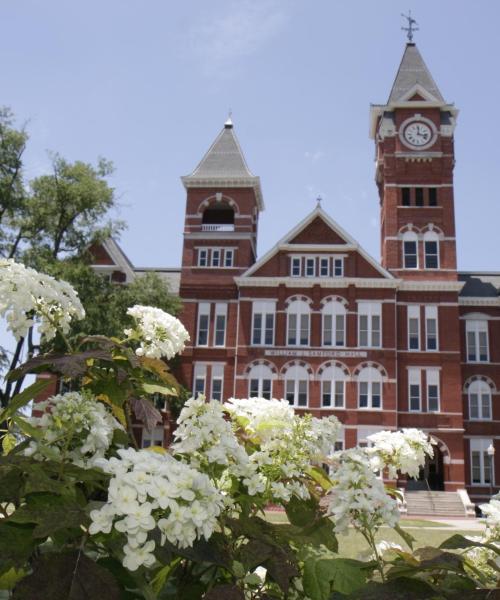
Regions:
[[424, 478, 437, 513]]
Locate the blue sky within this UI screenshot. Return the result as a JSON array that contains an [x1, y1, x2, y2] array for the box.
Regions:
[[2, 0, 500, 272]]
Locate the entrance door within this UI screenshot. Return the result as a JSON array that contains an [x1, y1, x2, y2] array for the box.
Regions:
[[407, 447, 444, 491]]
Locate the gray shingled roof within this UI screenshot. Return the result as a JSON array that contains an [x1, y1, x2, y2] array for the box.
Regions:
[[459, 273, 500, 298], [388, 43, 445, 104], [188, 123, 254, 179]]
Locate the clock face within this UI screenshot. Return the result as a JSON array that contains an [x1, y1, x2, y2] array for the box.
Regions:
[[403, 121, 434, 147]]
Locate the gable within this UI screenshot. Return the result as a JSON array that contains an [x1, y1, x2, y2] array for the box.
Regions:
[[89, 242, 115, 265], [289, 217, 348, 245], [408, 92, 426, 101]]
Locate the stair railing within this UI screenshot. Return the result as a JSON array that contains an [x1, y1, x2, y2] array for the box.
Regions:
[[424, 478, 437, 513]]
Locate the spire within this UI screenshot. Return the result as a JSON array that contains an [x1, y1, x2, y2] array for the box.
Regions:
[[186, 120, 254, 179], [388, 43, 445, 104]]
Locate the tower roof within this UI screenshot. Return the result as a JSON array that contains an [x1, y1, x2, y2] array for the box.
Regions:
[[388, 42, 445, 104], [181, 120, 264, 210], [187, 121, 255, 179]]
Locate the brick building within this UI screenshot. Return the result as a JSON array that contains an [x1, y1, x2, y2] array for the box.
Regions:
[[90, 42, 500, 505]]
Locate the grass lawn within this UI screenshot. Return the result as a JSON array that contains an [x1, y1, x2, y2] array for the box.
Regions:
[[264, 511, 478, 559]]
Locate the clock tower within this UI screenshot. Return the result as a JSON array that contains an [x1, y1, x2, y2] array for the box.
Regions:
[[370, 42, 459, 280]]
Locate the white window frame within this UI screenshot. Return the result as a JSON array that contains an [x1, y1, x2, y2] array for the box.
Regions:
[[319, 257, 330, 277], [407, 305, 420, 351], [423, 231, 440, 269], [248, 363, 274, 400], [470, 438, 494, 486], [251, 301, 275, 346], [466, 319, 489, 363], [425, 305, 439, 351], [141, 426, 164, 448], [196, 302, 210, 347], [333, 258, 343, 277], [214, 303, 227, 347], [291, 257, 301, 277], [285, 364, 309, 407], [305, 257, 315, 277], [322, 302, 346, 347], [193, 363, 207, 397], [287, 299, 310, 347], [211, 364, 224, 402], [358, 302, 382, 348], [468, 380, 492, 421], [197, 248, 208, 267], [224, 249, 234, 267], [408, 368, 421, 412], [402, 231, 418, 269], [211, 248, 221, 267], [320, 365, 346, 408], [357, 367, 383, 409], [426, 368, 440, 413]]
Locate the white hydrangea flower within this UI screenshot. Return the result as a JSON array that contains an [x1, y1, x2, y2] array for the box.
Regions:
[[90, 448, 224, 570], [366, 428, 434, 479], [327, 448, 400, 534], [124, 305, 189, 359], [25, 391, 121, 467], [0, 259, 85, 341]]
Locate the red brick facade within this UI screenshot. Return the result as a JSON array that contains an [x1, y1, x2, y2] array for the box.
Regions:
[[173, 43, 500, 504]]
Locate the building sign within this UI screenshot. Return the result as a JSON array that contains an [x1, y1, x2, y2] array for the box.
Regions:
[[264, 349, 368, 358]]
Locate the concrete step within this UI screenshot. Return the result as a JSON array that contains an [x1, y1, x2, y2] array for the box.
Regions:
[[405, 491, 466, 517]]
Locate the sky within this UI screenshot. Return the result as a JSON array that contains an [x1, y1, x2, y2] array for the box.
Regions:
[[2, 0, 500, 275]]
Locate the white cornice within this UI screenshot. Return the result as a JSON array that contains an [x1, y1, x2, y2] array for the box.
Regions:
[[235, 276, 400, 289], [459, 297, 500, 307], [399, 280, 464, 292], [184, 232, 254, 240], [280, 243, 356, 252], [181, 176, 264, 211]]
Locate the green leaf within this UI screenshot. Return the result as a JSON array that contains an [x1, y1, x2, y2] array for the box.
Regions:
[[394, 523, 416, 550], [0, 379, 51, 422], [203, 584, 244, 600], [285, 493, 320, 527], [12, 550, 121, 600], [142, 382, 177, 396], [0, 567, 26, 590], [0, 522, 35, 571], [278, 517, 338, 553], [151, 558, 181, 595], [303, 557, 368, 600], [12, 416, 42, 440], [347, 577, 437, 600], [2, 433, 17, 455], [440, 533, 500, 556], [306, 466, 333, 491]]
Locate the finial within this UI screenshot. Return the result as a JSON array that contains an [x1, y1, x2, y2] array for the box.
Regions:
[[224, 108, 233, 129], [316, 195, 322, 207], [401, 10, 418, 42]]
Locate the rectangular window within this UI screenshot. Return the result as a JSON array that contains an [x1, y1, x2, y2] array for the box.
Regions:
[[358, 303, 382, 348], [214, 303, 227, 347], [305, 257, 315, 277], [197, 303, 210, 346], [359, 382, 381, 409], [403, 240, 418, 269], [426, 369, 440, 412], [466, 320, 489, 362], [470, 439, 494, 485], [322, 380, 331, 407], [300, 314, 309, 345], [359, 381, 368, 408], [251, 301, 275, 346], [249, 378, 259, 398], [333, 258, 343, 277], [211, 365, 224, 402], [322, 381, 344, 408], [407, 305, 420, 350], [323, 315, 332, 346], [428, 188, 437, 206], [211, 249, 221, 267], [408, 368, 421, 412], [141, 426, 164, 448], [193, 364, 206, 397], [323, 314, 345, 347], [291, 257, 301, 277], [286, 380, 308, 407], [415, 188, 424, 206], [198, 249, 208, 267], [470, 389, 492, 421], [425, 306, 439, 351], [402, 187, 411, 206], [320, 257, 330, 277], [424, 241, 439, 269], [224, 249, 234, 267]]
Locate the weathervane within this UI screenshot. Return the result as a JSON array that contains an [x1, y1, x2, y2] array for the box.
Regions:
[[316, 195, 322, 207], [401, 10, 418, 42]]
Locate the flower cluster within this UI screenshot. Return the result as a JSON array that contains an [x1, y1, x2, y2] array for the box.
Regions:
[[90, 448, 224, 570], [480, 493, 500, 539], [25, 391, 121, 467], [124, 305, 189, 359], [327, 448, 400, 534], [0, 259, 85, 341], [366, 428, 434, 479]]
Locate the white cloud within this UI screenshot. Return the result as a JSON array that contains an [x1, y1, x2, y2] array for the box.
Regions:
[[304, 150, 324, 163], [186, 0, 288, 76]]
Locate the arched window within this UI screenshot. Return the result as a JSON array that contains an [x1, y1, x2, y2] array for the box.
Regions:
[[423, 230, 439, 269], [402, 231, 418, 269], [286, 299, 310, 346], [357, 366, 382, 409], [284, 364, 309, 407], [248, 363, 274, 400], [202, 202, 235, 230], [320, 364, 347, 408], [322, 301, 346, 347], [469, 380, 492, 420]]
